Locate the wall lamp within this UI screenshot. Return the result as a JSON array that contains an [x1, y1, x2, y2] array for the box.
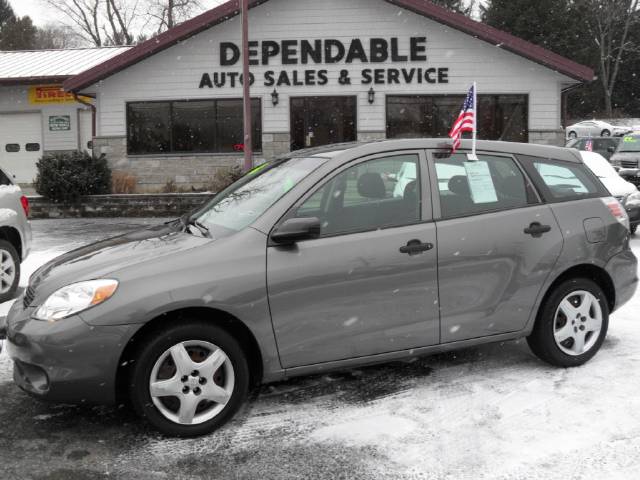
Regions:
[[271, 89, 279, 106], [368, 87, 375, 105]]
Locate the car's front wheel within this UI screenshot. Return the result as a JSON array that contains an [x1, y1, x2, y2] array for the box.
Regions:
[[527, 278, 609, 367], [601, 129, 611, 137], [129, 321, 250, 437], [568, 131, 578, 139], [0, 239, 20, 303]]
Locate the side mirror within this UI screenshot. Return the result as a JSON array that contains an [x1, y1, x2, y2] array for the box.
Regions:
[[271, 217, 321, 245]]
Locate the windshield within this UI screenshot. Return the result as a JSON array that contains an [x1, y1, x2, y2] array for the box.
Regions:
[[582, 154, 618, 178], [194, 158, 323, 238], [619, 135, 640, 152]]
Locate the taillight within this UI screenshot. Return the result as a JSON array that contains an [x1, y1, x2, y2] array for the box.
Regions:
[[601, 197, 629, 230], [20, 195, 29, 218]]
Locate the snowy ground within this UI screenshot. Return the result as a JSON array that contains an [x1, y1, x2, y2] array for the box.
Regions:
[[0, 218, 639, 480]]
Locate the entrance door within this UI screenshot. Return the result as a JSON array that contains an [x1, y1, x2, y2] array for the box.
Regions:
[[290, 96, 357, 150], [0, 112, 42, 184], [267, 152, 439, 368]]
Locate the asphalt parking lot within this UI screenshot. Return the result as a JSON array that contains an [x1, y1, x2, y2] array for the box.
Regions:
[[0, 219, 639, 480]]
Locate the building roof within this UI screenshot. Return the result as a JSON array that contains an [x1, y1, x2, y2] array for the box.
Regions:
[[64, 0, 594, 92], [0, 46, 131, 86]]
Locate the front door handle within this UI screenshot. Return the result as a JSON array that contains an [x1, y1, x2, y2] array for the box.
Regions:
[[524, 222, 552, 238], [399, 239, 434, 256]]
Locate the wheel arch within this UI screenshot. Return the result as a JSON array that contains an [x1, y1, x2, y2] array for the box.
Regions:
[[115, 306, 264, 404], [541, 264, 616, 315], [0, 226, 22, 260]]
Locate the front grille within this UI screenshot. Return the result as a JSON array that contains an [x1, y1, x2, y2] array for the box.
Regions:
[[621, 160, 639, 169], [23, 286, 35, 308]]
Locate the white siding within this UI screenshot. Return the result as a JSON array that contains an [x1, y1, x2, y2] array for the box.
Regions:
[[91, 0, 574, 137]]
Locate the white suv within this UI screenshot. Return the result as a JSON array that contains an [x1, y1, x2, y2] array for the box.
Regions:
[[0, 166, 31, 302]]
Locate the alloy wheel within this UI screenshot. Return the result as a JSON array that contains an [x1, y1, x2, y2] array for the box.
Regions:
[[553, 290, 603, 356], [149, 340, 235, 425], [0, 249, 16, 294]]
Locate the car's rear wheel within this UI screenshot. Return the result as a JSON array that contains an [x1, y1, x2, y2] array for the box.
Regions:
[[0, 239, 20, 303], [129, 321, 250, 437], [601, 129, 611, 137], [527, 278, 609, 367], [568, 131, 578, 139]]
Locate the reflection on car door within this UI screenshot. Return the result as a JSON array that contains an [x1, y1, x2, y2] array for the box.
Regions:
[[267, 152, 439, 368], [431, 152, 563, 342]]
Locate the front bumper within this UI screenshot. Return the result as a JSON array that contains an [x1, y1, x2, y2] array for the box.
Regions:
[[5, 298, 139, 405], [605, 248, 639, 312]]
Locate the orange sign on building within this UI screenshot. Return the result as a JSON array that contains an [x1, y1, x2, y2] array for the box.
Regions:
[[28, 85, 91, 105]]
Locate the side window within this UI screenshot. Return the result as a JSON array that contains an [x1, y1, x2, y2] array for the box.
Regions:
[[434, 154, 536, 219], [295, 154, 421, 236], [531, 160, 601, 200]]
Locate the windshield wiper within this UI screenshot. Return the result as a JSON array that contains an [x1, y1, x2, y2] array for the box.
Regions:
[[176, 214, 212, 238]]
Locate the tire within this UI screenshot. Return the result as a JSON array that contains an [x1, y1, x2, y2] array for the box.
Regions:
[[631, 224, 637, 235], [527, 278, 609, 368], [129, 321, 250, 437], [601, 129, 611, 137], [568, 131, 578, 139], [0, 239, 20, 303]]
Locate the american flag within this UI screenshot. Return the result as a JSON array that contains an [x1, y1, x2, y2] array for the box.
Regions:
[[449, 84, 476, 153], [585, 139, 593, 152]]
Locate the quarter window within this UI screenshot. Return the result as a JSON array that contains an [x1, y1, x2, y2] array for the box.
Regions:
[[127, 99, 262, 155], [295, 154, 422, 236], [434, 154, 536, 219], [530, 160, 601, 200]]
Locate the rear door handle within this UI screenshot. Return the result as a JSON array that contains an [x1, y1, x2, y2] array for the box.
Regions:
[[524, 222, 552, 237], [399, 239, 434, 255]]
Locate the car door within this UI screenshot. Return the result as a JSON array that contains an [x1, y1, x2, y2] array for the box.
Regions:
[[430, 152, 564, 343], [267, 152, 439, 368]]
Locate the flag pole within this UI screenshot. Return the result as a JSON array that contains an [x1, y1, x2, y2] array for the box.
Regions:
[[472, 81, 477, 158], [241, 0, 253, 172]]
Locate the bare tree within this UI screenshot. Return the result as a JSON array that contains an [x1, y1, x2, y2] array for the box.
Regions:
[[41, 0, 141, 46], [35, 24, 83, 49], [144, 0, 203, 33], [580, 0, 640, 116]]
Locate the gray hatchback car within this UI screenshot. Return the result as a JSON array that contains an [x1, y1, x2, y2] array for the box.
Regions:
[[4, 140, 638, 436]]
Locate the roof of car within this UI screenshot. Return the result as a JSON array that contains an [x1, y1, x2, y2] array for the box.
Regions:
[[286, 139, 584, 163]]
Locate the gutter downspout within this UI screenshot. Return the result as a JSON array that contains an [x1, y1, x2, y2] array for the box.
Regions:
[[72, 92, 97, 140]]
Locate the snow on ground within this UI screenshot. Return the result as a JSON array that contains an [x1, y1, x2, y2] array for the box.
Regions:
[[0, 218, 639, 479]]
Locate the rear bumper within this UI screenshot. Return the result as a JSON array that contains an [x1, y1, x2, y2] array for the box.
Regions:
[[5, 298, 139, 405], [605, 248, 638, 312]]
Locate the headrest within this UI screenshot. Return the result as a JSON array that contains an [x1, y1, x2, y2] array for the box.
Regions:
[[357, 173, 386, 199], [448, 175, 471, 197], [404, 180, 418, 201]]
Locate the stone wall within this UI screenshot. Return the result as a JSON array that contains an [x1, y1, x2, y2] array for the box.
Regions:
[[262, 132, 291, 159], [28, 193, 214, 219], [93, 136, 263, 193], [528, 129, 566, 147]]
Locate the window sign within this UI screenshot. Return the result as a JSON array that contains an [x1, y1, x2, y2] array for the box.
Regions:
[[49, 115, 71, 131], [464, 161, 498, 204]]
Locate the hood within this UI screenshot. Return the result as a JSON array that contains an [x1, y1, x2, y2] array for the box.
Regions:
[[29, 222, 211, 292], [611, 151, 640, 161], [599, 175, 638, 197]]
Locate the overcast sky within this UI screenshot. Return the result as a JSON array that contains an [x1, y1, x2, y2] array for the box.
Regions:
[[10, 0, 227, 27]]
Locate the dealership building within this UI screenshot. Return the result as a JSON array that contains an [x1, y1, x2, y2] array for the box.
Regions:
[[1, 0, 593, 192]]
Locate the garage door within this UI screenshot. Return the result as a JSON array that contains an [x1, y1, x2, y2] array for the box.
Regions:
[[0, 112, 42, 184]]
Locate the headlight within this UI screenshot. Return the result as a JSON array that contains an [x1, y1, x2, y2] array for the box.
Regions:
[[33, 279, 119, 322], [627, 191, 640, 207]]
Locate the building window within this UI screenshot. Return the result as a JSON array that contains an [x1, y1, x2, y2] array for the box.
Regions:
[[386, 95, 528, 142], [127, 99, 262, 155]]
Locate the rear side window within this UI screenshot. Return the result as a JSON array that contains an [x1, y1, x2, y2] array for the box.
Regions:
[[434, 154, 538, 219], [518, 155, 605, 202]]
